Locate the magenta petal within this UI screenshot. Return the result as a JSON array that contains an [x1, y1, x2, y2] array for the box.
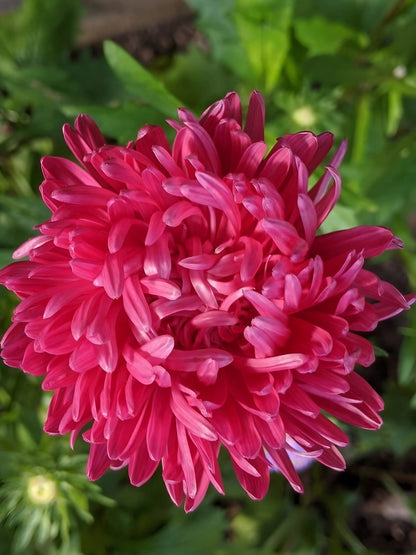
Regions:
[[74, 114, 106, 150], [145, 211, 165, 246], [236, 141, 267, 176], [307, 132, 334, 173], [170, 387, 217, 441], [123, 275, 153, 337], [86, 443, 112, 481], [128, 445, 159, 487], [266, 448, 304, 493], [237, 353, 309, 372], [261, 218, 309, 263], [63, 123, 93, 163], [146, 388, 172, 460], [0, 90, 413, 512], [244, 91, 265, 142], [41, 156, 100, 188], [231, 455, 270, 500], [140, 335, 174, 360], [140, 277, 181, 300], [313, 226, 399, 259], [96, 253, 124, 299], [195, 171, 241, 234]]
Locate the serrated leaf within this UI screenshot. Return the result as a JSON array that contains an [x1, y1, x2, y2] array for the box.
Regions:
[[103, 41, 183, 118]]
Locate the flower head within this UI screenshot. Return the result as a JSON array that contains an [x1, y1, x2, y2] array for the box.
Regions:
[[1, 91, 414, 511], [27, 475, 57, 505]]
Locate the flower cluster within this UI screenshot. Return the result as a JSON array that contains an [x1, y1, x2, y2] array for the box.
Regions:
[[1, 91, 414, 511]]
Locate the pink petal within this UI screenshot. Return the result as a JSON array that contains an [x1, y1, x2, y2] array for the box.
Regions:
[[313, 226, 399, 259], [170, 387, 217, 441], [261, 218, 309, 263], [244, 91, 265, 142]]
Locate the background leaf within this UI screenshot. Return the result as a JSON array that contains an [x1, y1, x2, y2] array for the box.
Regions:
[[293, 15, 368, 56], [103, 40, 184, 118], [234, 0, 293, 93]]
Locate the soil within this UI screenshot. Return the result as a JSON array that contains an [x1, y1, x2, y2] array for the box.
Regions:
[[82, 11, 199, 66], [113, 13, 198, 66]]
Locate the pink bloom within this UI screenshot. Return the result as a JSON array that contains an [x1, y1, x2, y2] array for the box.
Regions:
[[1, 91, 414, 511]]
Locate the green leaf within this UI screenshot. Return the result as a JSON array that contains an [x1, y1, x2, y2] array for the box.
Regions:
[[234, 0, 293, 93], [0, 0, 81, 66], [386, 89, 403, 136], [134, 506, 227, 555], [302, 55, 372, 87], [103, 41, 183, 118], [0, 249, 14, 268], [158, 46, 238, 113], [354, 382, 416, 457], [398, 312, 416, 385], [0, 195, 50, 249], [185, 0, 252, 81], [294, 16, 368, 57], [320, 203, 359, 233]]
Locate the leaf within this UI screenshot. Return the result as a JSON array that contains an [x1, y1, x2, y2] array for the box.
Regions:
[[0, 249, 14, 268], [134, 506, 227, 555], [398, 312, 416, 386], [159, 46, 238, 112], [359, 132, 416, 224], [354, 382, 416, 458], [0, 195, 50, 249], [185, 0, 252, 81], [320, 203, 359, 233], [302, 55, 372, 87], [234, 0, 294, 93], [294, 16, 368, 57], [0, 0, 81, 66], [103, 41, 183, 118], [293, 0, 396, 34], [386, 89, 403, 136]]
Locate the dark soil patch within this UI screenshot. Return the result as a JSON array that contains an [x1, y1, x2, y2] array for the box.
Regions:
[[82, 12, 199, 66]]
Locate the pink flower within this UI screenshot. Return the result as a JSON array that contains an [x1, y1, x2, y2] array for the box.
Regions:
[[1, 91, 414, 511]]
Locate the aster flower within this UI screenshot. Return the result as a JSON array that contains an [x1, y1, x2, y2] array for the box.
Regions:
[[1, 91, 414, 512]]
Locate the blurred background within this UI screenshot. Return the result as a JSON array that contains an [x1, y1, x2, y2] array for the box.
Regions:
[[0, 0, 416, 553]]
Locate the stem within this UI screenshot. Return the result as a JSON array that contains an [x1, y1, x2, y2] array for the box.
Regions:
[[351, 93, 371, 165]]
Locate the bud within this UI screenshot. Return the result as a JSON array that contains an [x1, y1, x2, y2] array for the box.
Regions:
[[292, 105, 317, 127], [393, 65, 407, 79], [27, 475, 57, 505]]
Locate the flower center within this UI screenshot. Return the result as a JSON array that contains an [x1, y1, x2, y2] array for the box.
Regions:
[[27, 475, 57, 505]]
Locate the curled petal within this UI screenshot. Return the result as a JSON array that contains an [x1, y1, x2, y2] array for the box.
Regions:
[[0, 90, 412, 513]]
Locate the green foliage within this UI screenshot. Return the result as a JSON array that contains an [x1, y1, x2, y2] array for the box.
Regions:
[[293, 15, 368, 57], [186, 0, 293, 94], [0, 0, 416, 553], [0, 0, 81, 65], [160, 46, 238, 112], [186, 0, 252, 83], [103, 41, 183, 118], [234, 0, 294, 94]]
